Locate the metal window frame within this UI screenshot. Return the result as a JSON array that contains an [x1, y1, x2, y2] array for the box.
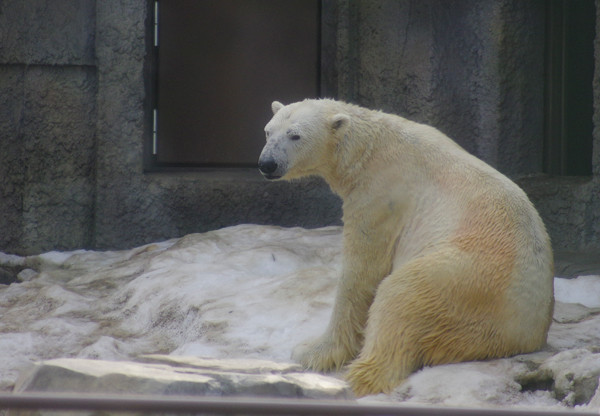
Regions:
[[145, 0, 322, 171]]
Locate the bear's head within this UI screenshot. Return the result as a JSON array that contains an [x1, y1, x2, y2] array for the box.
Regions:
[[258, 100, 350, 180]]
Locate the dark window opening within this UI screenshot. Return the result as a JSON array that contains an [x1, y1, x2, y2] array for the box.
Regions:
[[544, 0, 595, 176], [151, 0, 321, 168]]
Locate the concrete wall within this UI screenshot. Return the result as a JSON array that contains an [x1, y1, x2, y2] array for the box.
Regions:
[[0, 0, 341, 255], [517, 0, 600, 252], [0, 0, 599, 254], [325, 1, 546, 176], [92, 0, 341, 251], [0, 0, 97, 254], [325, 0, 600, 252]]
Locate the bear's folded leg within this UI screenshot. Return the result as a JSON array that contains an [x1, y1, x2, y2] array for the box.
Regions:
[[347, 247, 538, 397]]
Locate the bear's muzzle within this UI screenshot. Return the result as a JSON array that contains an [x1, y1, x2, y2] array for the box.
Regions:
[[258, 158, 281, 180]]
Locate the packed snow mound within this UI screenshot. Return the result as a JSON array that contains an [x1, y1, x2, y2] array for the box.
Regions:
[[0, 225, 341, 391], [1, 224, 600, 411]]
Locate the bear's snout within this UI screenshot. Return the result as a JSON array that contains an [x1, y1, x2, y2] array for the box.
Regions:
[[258, 158, 281, 179]]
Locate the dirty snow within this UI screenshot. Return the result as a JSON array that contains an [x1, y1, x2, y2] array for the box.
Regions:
[[0, 224, 599, 411]]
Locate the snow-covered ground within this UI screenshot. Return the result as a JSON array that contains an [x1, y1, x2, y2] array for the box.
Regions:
[[1, 224, 599, 410]]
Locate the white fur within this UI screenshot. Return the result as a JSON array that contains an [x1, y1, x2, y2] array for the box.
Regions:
[[258, 99, 554, 397]]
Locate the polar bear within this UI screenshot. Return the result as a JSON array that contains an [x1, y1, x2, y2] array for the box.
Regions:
[[257, 99, 554, 397]]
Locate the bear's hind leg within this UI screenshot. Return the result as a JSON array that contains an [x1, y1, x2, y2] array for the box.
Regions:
[[346, 250, 510, 397], [345, 266, 428, 396]]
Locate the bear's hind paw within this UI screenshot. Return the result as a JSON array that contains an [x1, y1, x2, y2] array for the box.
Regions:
[[346, 358, 403, 397]]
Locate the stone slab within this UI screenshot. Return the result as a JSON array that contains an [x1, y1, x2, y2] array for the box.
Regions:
[[13, 357, 352, 402]]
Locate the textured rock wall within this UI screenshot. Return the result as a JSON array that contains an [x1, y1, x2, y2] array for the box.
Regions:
[[0, 0, 95, 65], [0, 0, 96, 254], [520, 0, 600, 251], [591, 2, 599, 252], [92, 0, 343, 250], [325, 0, 600, 251], [0, 0, 342, 254], [592, 0, 600, 249], [0, 0, 598, 253], [327, 0, 546, 176]]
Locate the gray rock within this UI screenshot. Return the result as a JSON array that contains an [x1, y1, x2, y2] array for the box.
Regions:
[[13, 356, 351, 402], [139, 354, 303, 374], [515, 348, 600, 407], [553, 301, 600, 324], [538, 349, 600, 406], [16, 269, 38, 282], [589, 383, 600, 409]]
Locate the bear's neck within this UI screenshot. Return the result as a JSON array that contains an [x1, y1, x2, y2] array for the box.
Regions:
[[321, 109, 388, 199]]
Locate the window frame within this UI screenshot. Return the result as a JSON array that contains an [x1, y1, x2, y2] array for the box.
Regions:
[[144, 0, 323, 171]]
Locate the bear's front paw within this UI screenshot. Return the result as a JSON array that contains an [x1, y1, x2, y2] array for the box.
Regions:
[[292, 334, 354, 372]]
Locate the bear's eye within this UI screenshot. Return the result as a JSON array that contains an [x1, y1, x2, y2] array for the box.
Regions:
[[290, 134, 301, 141]]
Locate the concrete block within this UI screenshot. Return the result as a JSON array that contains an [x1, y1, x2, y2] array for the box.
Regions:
[[0, 0, 95, 65]]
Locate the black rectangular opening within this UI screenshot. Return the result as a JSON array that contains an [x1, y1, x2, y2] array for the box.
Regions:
[[544, 0, 595, 176], [151, 0, 321, 168]]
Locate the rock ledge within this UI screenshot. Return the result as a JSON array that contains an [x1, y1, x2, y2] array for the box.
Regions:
[[14, 356, 351, 401]]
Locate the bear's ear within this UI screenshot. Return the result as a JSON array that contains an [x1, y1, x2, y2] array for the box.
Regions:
[[330, 113, 350, 131], [271, 101, 285, 115]]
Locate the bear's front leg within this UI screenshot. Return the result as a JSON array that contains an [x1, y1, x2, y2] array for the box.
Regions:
[[293, 231, 393, 372], [292, 281, 365, 371]]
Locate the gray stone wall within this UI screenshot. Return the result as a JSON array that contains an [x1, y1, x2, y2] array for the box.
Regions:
[[0, 0, 599, 254], [92, 0, 341, 250], [0, 0, 96, 254], [517, 0, 600, 252], [0, 0, 341, 255], [325, 0, 546, 176], [324, 0, 600, 251], [521, 0, 600, 252]]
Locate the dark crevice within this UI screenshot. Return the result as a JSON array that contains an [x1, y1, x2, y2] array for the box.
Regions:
[[0, 265, 24, 285]]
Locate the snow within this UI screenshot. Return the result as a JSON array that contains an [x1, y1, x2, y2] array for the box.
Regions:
[[554, 275, 600, 308], [374, 360, 559, 408], [1, 224, 599, 411]]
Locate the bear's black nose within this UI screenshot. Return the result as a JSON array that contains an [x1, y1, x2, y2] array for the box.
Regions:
[[258, 159, 278, 175]]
